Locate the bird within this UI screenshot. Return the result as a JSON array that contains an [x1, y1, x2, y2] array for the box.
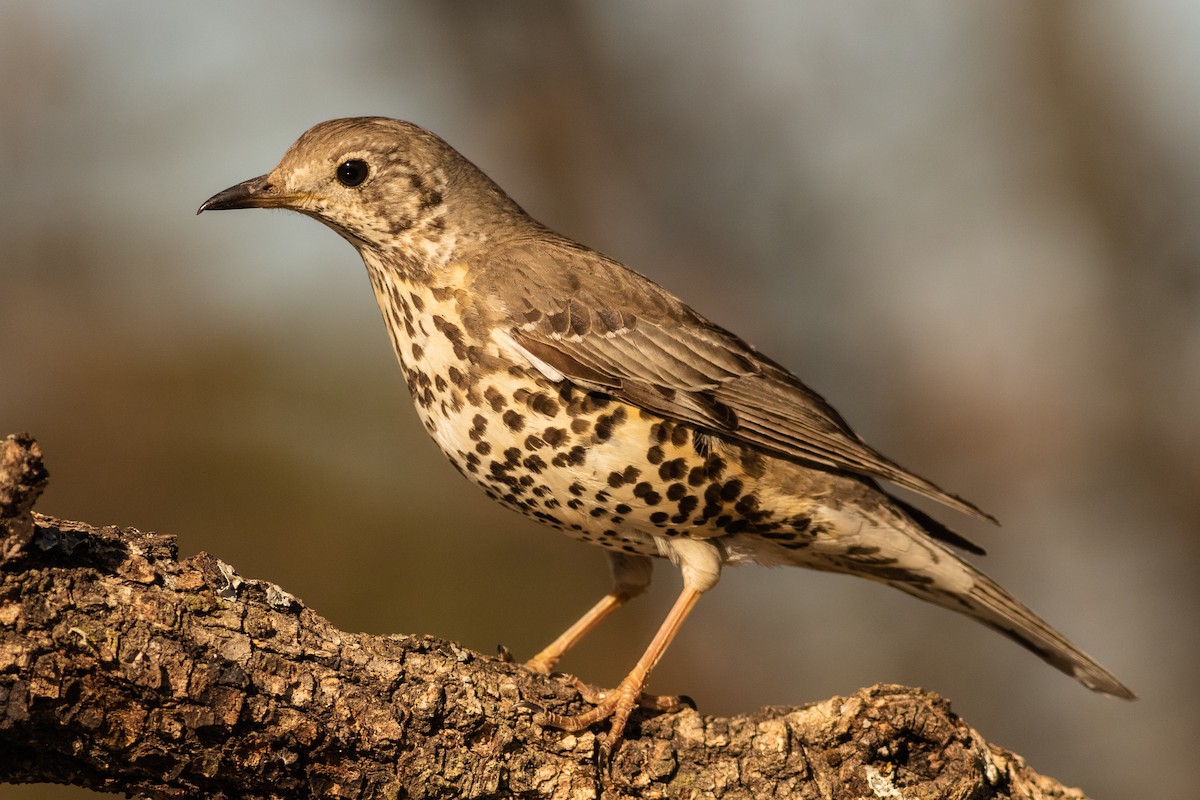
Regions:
[[198, 117, 1134, 756]]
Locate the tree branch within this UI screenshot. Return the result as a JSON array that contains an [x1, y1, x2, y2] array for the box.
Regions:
[[0, 433, 1090, 799]]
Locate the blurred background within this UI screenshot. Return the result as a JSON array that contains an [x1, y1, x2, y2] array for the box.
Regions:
[[2, 2, 1196, 797]]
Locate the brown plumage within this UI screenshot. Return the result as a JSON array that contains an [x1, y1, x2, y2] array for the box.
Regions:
[[199, 117, 1134, 758]]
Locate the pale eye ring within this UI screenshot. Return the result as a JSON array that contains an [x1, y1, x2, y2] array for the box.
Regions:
[[336, 159, 369, 187]]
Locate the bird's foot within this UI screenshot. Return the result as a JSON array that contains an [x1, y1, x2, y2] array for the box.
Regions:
[[525, 675, 693, 761], [568, 676, 693, 712]]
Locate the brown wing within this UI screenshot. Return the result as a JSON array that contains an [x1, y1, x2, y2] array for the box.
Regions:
[[481, 237, 995, 525]]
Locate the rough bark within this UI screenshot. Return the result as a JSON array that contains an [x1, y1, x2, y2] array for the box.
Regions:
[[0, 433, 1090, 799]]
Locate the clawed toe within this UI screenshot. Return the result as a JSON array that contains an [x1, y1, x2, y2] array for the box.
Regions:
[[637, 691, 693, 712], [530, 676, 693, 759], [511, 699, 544, 715]]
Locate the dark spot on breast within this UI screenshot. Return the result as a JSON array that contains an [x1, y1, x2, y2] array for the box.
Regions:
[[475, 441, 492, 456], [677, 495, 699, 516], [671, 425, 689, 447], [650, 511, 669, 525], [720, 479, 744, 502], [434, 375, 448, 392], [542, 427, 568, 447], [646, 445, 664, 465], [529, 392, 560, 416], [570, 418, 590, 435], [524, 434, 545, 451], [485, 386, 507, 411], [666, 483, 687, 501], [523, 454, 547, 473], [594, 415, 614, 442], [581, 393, 611, 413], [705, 454, 727, 481], [408, 292, 425, 312], [411, 343, 423, 360], [658, 458, 688, 481], [502, 410, 525, 432], [615, 503, 632, 515], [504, 447, 522, 466], [734, 494, 761, 517]]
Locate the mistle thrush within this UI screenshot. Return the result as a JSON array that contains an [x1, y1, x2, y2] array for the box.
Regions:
[[199, 117, 1134, 754]]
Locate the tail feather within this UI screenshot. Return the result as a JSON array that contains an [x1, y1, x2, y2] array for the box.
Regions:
[[889, 561, 1136, 699], [814, 501, 1135, 699]]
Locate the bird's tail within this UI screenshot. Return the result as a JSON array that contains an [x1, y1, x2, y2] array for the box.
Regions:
[[889, 563, 1135, 699], [813, 505, 1135, 699]]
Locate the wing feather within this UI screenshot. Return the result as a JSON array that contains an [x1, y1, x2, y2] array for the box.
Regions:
[[482, 238, 995, 523]]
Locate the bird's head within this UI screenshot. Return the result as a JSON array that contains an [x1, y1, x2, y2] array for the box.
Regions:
[[199, 117, 528, 269]]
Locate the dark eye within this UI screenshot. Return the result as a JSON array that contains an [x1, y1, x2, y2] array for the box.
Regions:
[[336, 159, 369, 187]]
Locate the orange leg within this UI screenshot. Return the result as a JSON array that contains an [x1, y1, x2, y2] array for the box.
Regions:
[[534, 584, 703, 760], [524, 552, 652, 675], [525, 589, 632, 675]]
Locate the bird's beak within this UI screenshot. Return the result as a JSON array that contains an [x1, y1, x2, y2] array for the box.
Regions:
[[197, 174, 286, 215]]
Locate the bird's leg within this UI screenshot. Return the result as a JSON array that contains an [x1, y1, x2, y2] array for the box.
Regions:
[[524, 552, 652, 675], [525, 590, 631, 675], [534, 583, 703, 759]]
